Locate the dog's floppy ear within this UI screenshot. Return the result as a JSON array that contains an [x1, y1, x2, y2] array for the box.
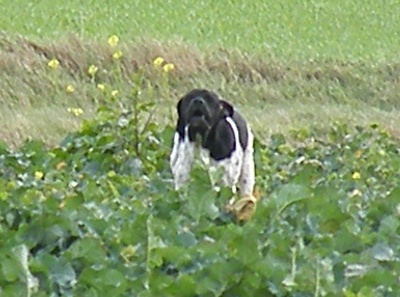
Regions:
[[177, 96, 184, 116], [220, 100, 234, 117], [176, 98, 186, 137]]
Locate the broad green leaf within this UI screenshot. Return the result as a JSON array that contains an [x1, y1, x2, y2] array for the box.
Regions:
[[273, 184, 311, 215], [163, 274, 197, 297], [370, 243, 395, 262], [0, 283, 27, 297], [1, 256, 21, 282], [50, 261, 76, 287]]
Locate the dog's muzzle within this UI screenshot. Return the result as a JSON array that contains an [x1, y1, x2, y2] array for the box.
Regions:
[[186, 97, 213, 143], [188, 97, 210, 120]]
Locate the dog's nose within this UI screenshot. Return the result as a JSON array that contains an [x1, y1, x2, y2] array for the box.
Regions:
[[193, 97, 205, 105]]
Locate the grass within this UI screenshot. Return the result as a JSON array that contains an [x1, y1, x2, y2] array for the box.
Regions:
[[0, 0, 400, 147], [2, 0, 399, 60]]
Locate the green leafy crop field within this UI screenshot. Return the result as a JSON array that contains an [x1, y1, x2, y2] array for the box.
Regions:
[[1, 103, 400, 296], [1, 0, 400, 296]]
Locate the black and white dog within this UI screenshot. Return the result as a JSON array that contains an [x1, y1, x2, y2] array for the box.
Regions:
[[169, 89, 255, 199]]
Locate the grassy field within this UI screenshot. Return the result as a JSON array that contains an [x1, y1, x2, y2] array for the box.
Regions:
[[2, 0, 399, 60], [1, 0, 399, 147]]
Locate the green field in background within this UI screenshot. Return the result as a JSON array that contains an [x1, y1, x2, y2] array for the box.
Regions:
[[2, 0, 399, 60]]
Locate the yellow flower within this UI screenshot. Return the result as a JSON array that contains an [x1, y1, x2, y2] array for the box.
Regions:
[[75, 108, 83, 116], [97, 83, 105, 91], [56, 162, 67, 170], [111, 90, 119, 97], [153, 57, 165, 67], [108, 35, 119, 47], [107, 170, 116, 178], [67, 107, 84, 117], [66, 85, 75, 93], [163, 63, 175, 73], [35, 171, 44, 180], [76, 108, 84, 116], [112, 50, 123, 60], [48, 58, 60, 69], [352, 172, 361, 180], [88, 65, 98, 76], [120, 245, 137, 262], [354, 149, 363, 159]]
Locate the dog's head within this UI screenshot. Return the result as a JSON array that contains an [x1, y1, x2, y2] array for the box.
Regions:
[[177, 89, 233, 142]]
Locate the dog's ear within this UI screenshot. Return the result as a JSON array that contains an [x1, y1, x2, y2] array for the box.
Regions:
[[219, 100, 234, 117], [176, 98, 186, 137], [177, 97, 183, 116]]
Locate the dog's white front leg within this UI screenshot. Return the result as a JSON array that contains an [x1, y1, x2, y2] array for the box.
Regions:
[[170, 131, 196, 190], [216, 117, 244, 194], [238, 129, 255, 196], [169, 132, 181, 170], [210, 152, 242, 195]]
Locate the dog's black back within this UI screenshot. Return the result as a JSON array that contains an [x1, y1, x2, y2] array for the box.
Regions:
[[203, 111, 248, 161]]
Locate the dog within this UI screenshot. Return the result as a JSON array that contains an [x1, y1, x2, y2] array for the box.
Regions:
[[169, 89, 258, 220]]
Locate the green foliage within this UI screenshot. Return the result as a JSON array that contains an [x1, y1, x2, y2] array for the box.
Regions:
[[1, 26, 400, 294], [1, 90, 399, 296], [1, 1, 399, 295]]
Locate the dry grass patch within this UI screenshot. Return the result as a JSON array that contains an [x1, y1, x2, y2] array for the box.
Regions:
[[1, 33, 399, 148]]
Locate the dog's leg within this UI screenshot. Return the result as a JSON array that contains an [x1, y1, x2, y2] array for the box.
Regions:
[[210, 118, 244, 194], [212, 151, 243, 193], [238, 128, 255, 196], [169, 132, 181, 170], [170, 130, 196, 190], [225, 128, 257, 223]]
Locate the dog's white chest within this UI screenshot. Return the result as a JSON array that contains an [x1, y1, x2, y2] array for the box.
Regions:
[[198, 146, 211, 166]]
